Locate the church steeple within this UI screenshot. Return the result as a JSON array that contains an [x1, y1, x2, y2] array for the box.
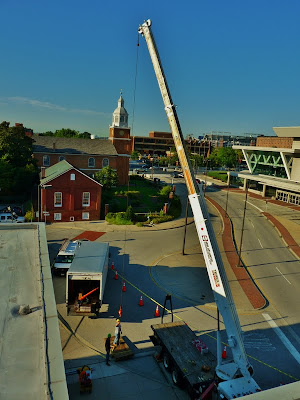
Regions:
[[112, 90, 129, 128]]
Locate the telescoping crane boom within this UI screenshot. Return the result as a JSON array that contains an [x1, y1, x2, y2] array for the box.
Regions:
[[138, 19, 261, 399]]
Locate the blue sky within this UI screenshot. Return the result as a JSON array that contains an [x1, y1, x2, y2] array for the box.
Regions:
[[1, 0, 299, 137]]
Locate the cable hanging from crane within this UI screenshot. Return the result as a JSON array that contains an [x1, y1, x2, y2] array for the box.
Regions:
[[131, 33, 140, 136]]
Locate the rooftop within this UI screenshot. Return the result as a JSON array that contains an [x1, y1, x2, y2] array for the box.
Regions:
[[33, 135, 118, 156], [0, 223, 68, 400]]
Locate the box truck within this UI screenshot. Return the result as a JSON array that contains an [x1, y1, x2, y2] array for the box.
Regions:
[[66, 241, 109, 316]]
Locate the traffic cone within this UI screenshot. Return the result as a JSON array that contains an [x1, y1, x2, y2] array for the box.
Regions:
[[139, 296, 144, 306], [111, 261, 114, 270], [155, 305, 159, 317], [118, 306, 122, 318], [122, 282, 126, 292], [222, 345, 227, 359], [114, 270, 118, 280]]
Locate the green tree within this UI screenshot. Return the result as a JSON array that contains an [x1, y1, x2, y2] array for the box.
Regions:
[[95, 166, 118, 189], [209, 147, 238, 168], [131, 150, 139, 160], [0, 122, 38, 194], [54, 128, 79, 137], [0, 122, 34, 167], [78, 131, 91, 139]]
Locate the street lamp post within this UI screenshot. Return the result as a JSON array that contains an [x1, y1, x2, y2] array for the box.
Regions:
[[38, 184, 52, 222], [204, 158, 210, 197]]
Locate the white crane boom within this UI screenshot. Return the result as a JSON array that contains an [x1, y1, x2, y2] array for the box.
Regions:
[[138, 19, 261, 398]]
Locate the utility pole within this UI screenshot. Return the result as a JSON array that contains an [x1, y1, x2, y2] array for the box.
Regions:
[[182, 196, 189, 255]]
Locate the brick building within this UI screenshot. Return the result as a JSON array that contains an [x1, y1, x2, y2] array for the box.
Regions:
[[33, 94, 131, 185], [39, 160, 102, 223], [131, 131, 211, 158]]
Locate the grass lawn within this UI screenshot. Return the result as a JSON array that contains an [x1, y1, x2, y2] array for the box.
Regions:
[[101, 175, 167, 216]]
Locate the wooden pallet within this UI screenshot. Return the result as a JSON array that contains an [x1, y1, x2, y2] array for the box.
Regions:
[[108, 336, 134, 361]]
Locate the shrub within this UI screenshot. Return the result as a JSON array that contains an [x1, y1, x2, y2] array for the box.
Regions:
[[24, 210, 34, 222], [105, 212, 133, 225], [168, 195, 181, 218], [207, 171, 228, 182], [114, 191, 119, 195], [126, 190, 140, 198], [159, 185, 172, 196], [152, 215, 174, 224], [136, 222, 143, 227], [124, 206, 135, 221]]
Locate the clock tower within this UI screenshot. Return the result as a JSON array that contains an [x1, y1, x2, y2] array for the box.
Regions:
[[109, 92, 131, 155]]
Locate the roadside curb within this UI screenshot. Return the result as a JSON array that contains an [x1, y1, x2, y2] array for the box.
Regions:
[[207, 197, 267, 310], [263, 212, 300, 259]]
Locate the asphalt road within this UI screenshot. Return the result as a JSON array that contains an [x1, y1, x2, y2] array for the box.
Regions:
[[46, 175, 300, 393], [207, 187, 300, 388]]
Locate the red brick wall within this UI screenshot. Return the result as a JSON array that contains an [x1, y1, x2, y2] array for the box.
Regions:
[[41, 169, 102, 223], [116, 156, 130, 185], [256, 136, 293, 148], [149, 131, 172, 138]]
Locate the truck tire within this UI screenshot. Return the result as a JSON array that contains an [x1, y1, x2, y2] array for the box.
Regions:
[[171, 367, 183, 387], [163, 353, 171, 371]]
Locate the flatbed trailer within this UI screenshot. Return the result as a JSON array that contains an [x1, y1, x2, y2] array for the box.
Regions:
[[151, 321, 217, 399]]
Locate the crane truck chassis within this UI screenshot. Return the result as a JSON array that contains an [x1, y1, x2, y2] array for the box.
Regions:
[[138, 19, 261, 399]]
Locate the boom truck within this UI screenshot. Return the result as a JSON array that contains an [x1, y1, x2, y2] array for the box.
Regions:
[[138, 20, 261, 399]]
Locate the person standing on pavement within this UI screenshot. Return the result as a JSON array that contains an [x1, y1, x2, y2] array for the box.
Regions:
[[105, 333, 111, 366], [113, 319, 122, 347]]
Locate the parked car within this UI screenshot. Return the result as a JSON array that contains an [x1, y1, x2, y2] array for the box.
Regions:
[[0, 213, 25, 223]]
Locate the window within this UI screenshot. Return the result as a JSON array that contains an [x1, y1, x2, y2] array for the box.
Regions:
[[102, 158, 109, 168], [88, 157, 95, 168], [59, 156, 65, 162], [70, 173, 75, 181], [82, 212, 89, 220], [54, 213, 61, 221], [43, 155, 50, 166], [54, 192, 62, 207], [82, 192, 90, 207]]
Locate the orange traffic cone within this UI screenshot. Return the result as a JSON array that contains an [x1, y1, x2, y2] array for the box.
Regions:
[[114, 270, 118, 280], [222, 346, 227, 359], [139, 296, 144, 306], [155, 305, 159, 317], [122, 282, 126, 292], [118, 306, 122, 318], [111, 261, 114, 270]]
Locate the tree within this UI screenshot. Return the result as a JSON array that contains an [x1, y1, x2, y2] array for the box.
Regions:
[[40, 128, 91, 139], [54, 128, 79, 138], [131, 150, 139, 160], [0, 122, 34, 167], [209, 147, 238, 168], [78, 131, 91, 139], [0, 122, 38, 194], [95, 166, 118, 189]]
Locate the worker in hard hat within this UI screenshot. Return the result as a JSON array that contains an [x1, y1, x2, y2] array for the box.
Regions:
[[113, 319, 122, 347], [105, 333, 111, 366]]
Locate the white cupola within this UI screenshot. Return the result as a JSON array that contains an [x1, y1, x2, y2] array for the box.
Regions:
[[112, 91, 129, 128]]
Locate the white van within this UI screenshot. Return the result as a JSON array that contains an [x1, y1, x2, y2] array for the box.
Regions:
[[0, 213, 25, 223], [52, 240, 81, 276]]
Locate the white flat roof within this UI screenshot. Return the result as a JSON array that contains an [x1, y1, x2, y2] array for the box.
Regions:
[[232, 145, 300, 153], [0, 224, 68, 400], [273, 126, 300, 138]]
